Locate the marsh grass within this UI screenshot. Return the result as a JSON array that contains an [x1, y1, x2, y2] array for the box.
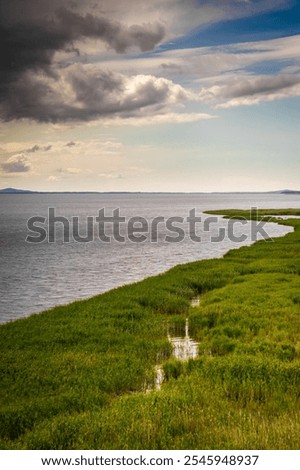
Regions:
[[0, 209, 299, 449]]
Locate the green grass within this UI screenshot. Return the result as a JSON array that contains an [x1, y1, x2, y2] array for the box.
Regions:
[[206, 208, 300, 220], [0, 208, 299, 449]]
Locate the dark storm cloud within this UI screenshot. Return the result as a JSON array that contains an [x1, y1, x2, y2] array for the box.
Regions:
[[55, 8, 165, 54], [0, 2, 164, 76], [0, 0, 165, 122]]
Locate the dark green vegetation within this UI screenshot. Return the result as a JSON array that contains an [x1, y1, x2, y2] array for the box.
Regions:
[[0, 209, 300, 449], [207, 208, 300, 220]]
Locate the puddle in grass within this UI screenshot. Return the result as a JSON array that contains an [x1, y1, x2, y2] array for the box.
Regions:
[[191, 296, 200, 307], [168, 318, 199, 361], [153, 297, 200, 390]]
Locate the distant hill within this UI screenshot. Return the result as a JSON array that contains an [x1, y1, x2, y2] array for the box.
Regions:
[[266, 189, 300, 195], [0, 187, 37, 194], [279, 189, 300, 195]]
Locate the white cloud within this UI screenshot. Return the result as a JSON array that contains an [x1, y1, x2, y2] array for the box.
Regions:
[[98, 173, 123, 179], [48, 175, 60, 182], [161, 35, 300, 84], [101, 112, 216, 126]]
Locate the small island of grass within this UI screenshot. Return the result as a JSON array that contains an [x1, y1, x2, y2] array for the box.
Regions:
[[0, 209, 299, 449]]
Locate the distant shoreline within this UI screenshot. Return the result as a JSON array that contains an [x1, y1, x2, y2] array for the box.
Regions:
[[1, 188, 300, 195]]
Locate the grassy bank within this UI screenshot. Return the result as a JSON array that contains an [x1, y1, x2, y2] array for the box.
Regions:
[[0, 209, 299, 449]]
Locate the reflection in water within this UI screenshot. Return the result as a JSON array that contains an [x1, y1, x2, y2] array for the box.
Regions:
[[168, 318, 198, 361], [154, 366, 164, 390], [154, 317, 199, 390], [191, 296, 200, 307]]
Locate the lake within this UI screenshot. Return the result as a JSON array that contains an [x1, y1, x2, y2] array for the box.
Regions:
[[0, 192, 299, 323]]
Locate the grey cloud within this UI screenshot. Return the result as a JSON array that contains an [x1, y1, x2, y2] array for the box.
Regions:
[[69, 69, 125, 113], [1, 0, 286, 123], [0, 1, 165, 77], [160, 63, 185, 74], [0, 0, 165, 122], [54, 8, 165, 54], [27, 145, 41, 153], [26, 144, 52, 153], [199, 74, 300, 107], [69, 70, 178, 115], [1, 65, 190, 122], [1, 155, 31, 173], [223, 75, 300, 99]]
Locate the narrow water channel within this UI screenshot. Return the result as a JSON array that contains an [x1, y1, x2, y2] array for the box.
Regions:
[[153, 297, 200, 390]]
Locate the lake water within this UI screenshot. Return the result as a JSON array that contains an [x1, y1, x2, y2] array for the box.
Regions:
[[0, 192, 299, 323]]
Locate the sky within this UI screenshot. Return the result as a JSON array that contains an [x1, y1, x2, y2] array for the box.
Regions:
[[0, 0, 299, 192]]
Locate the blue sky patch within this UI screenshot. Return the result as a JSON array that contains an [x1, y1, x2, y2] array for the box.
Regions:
[[160, 1, 300, 51]]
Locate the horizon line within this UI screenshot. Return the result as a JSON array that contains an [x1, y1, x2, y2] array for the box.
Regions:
[[1, 188, 300, 195]]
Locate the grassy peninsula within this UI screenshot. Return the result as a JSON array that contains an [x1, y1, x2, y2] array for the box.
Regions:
[[0, 209, 300, 449]]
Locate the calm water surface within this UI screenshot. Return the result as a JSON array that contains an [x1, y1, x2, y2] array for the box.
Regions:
[[0, 193, 298, 323]]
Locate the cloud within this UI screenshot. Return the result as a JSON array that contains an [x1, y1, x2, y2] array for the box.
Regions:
[[1, 65, 195, 122], [98, 173, 123, 179], [54, 167, 83, 176], [144, 35, 300, 88], [0, 0, 293, 123], [48, 175, 60, 182], [65, 141, 77, 147], [0, 2, 165, 76], [102, 112, 216, 126], [0, 0, 165, 122], [88, 0, 288, 36], [199, 74, 300, 107], [26, 144, 52, 153], [65, 167, 82, 174], [1, 154, 31, 173], [54, 7, 165, 54]]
